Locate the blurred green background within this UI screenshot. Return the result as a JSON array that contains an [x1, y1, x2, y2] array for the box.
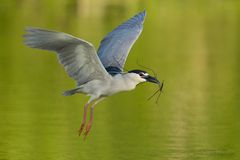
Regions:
[[0, 0, 240, 160]]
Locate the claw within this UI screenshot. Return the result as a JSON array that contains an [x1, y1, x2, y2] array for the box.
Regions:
[[78, 123, 85, 136], [78, 103, 89, 137], [84, 123, 92, 136]]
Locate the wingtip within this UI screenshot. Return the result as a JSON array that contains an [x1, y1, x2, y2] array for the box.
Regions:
[[24, 26, 37, 32], [24, 27, 42, 36], [137, 10, 146, 22]]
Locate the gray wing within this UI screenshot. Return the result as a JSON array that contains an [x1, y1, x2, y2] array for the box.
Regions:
[[97, 11, 146, 71], [24, 27, 110, 85]]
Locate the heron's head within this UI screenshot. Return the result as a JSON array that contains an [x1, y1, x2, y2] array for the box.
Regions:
[[128, 69, 160, 84]]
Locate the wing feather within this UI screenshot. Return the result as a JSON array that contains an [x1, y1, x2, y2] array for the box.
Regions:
[[24, 27, 110, 85], [97, 11, 146, 70]]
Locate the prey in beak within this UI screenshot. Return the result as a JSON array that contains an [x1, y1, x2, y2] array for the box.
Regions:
[[144, 75, 164, 104], [145, 75, 160, 84]]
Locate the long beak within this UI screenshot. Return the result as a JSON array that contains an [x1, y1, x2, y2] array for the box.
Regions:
[[146, 76, 160, 84]]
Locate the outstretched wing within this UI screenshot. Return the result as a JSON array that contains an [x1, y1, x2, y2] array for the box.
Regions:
[[24, 27, 110, 85], [97, 11, 146, 71]]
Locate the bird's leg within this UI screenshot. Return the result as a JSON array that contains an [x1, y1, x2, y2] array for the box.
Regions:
[[84, 105, 94, 138], [78, 103, 89, 136], [83, 97, 104, 139]]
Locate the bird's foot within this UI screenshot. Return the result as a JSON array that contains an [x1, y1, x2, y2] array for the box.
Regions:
[[78, 123, 85, 136], [83, 123, 92, 139]]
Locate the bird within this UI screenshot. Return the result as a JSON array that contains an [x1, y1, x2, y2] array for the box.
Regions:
[[23, 10, 161, 138]]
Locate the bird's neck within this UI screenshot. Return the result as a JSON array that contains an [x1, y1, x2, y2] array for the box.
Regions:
[[110, 73, 143, 92]]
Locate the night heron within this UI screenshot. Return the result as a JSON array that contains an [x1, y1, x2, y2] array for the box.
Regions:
[[23, 11, 162, 138]]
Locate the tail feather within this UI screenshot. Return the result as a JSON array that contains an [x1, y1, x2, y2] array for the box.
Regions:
[[63, 88, 79, 96]]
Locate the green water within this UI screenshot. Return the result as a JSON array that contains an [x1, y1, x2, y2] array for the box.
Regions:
[[0, 0, 240, 160]]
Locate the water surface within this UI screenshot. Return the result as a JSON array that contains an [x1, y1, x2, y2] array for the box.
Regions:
[[0, 1, 239, 160]]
